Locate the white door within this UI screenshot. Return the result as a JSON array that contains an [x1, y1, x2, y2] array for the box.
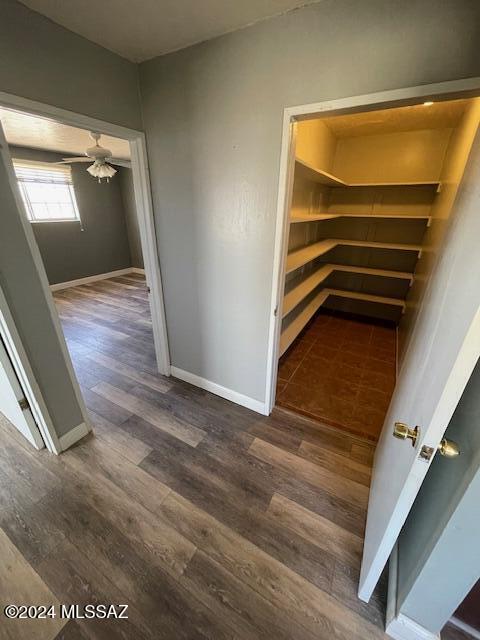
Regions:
[[0, 335, 44, 449], [359, 129, 480, 601]]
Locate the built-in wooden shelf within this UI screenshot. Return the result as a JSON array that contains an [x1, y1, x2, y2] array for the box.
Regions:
[[286, 240, 337, 273], [295, 159, 347, 187], [280, 158, 434, 355], [286, 239, 423, 274], [295, 156, 441, 190], [282, 264, 413, 317], [280, 287, 405, 355], [290, 213, 339, 223], [348, 180, 440, 188], [324, 288, 406, 310], [280, 290, 329, 356], [290, 212, 432, 226]]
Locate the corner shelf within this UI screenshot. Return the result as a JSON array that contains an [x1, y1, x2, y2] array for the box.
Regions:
[[280, 157, 434, 357], [280, 290, 330, 356], [295, 159, 347, 187], [290, 212, 432, 226], [282, 264, 413, 317], [295, 156, 441, 190], [324, 288, 405, 310], [280, 288, 405, 356], [286, 239, 423, 274], [348, 181, 440, 188], [290, 213, 339, 223]]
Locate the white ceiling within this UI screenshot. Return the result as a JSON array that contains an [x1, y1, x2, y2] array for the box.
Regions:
[[18, 0, 320, 62], [0, 108, 131, 159]]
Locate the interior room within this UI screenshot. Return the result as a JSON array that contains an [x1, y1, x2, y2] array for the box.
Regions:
[[0, 108, 144, 286], [0, 107, 165, 443], [1, 2, 480, 640], [277, 98, 480, 441]]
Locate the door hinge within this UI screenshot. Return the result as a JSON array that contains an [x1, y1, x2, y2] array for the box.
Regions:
[[18, 397, 30, 411]]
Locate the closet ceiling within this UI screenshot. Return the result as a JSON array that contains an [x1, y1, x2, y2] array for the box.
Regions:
[[322, 100, 468, 138], [18, 0, 321, 62], [0, 108, 130, 159]]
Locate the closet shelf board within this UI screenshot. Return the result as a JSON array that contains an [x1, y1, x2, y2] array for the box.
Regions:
[[295, 159, 347, 187], [295, 157, 440, 190], [280, 290, 329, 356], [280, 289, 405, 356], [286, 239, 423, 274], [282, 264, 413, 317], [290, 212, 432, 226]]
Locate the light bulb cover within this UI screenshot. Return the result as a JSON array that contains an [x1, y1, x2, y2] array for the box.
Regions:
[[86, 160, 117, 180]]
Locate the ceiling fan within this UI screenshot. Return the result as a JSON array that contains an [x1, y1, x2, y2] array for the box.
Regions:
[[55, 132, 131, 182]]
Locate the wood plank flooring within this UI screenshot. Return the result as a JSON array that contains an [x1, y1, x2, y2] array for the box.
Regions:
[[0, 274, 390, 639]]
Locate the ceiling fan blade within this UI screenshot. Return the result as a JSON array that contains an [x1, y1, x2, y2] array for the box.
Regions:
[[54, 157, 91, 164], [109, 158, 131, 168]]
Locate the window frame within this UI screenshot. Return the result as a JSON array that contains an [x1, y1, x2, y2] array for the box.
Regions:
[[13, 160, 81, 224]]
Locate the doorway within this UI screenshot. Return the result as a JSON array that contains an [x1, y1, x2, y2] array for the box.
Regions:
[[0, 94, 170, 453], [265, 80, 480, 605], [269, 95, 480, 443]]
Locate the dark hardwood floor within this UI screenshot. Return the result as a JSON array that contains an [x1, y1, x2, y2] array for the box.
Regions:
[[0, 274, 390, 640]]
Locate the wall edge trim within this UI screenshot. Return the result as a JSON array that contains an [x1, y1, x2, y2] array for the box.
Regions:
[[170, 366, 268, 415], [58, 421, 91, 452], [386, 614, 440, 640]]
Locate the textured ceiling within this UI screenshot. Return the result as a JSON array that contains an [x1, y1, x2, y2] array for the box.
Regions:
[[18, 0, 320, 62], [321, 99, 469, 138], [0, 108, 130, 159]]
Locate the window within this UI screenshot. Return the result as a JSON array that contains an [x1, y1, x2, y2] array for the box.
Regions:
[[13, 160, 80, 223]]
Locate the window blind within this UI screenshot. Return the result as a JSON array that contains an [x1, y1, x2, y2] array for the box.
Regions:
[[13, 159, 73, 185]]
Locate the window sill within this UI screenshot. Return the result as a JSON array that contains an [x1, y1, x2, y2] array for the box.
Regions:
[[29, 219, 81, 224]]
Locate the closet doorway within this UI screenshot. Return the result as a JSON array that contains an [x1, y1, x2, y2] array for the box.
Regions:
[[273, 96, 480, 442]]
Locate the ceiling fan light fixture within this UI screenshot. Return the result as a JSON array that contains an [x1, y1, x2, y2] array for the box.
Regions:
[[86, 159, 117, 183]]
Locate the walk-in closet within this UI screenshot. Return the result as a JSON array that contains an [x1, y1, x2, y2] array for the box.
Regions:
[[277, 98, 480, 440]]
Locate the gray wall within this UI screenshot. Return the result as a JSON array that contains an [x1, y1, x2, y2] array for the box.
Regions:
[[0, 1, 142, 440], [139, 0, 480, 403], [397, 360, 480, 633], [120, 168, 144, 269], [0, 0, 141, 130], [0, 147, 84, 438], [10, 146, 133, 284]]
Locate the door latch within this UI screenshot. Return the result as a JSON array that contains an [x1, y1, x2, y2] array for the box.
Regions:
[[393, 422, 419, 446], [18, 397, 29, 411], [395, 422, 460, 459], [438, 438, 460, 458]]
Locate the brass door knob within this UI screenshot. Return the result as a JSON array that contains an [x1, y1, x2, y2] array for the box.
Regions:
[[393, 422, 419, 446], [438, 438, 460, 458]]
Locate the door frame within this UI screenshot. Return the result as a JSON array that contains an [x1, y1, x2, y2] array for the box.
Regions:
[[0, 284, 51, 450], [265, 76, 480, 413], [0, 91, 170, 453]]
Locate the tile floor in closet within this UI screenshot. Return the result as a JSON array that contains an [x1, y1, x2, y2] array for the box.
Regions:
[[276, 311, 396, 441]]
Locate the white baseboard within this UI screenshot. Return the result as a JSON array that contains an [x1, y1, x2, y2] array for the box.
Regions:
[[170, 366, 268, 415], [50, 267, 141, 291], [449, 617, 480, 640], [58, 421, 91, 451], [130, 267, 145, 274], [386, 614, 440, 640]]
